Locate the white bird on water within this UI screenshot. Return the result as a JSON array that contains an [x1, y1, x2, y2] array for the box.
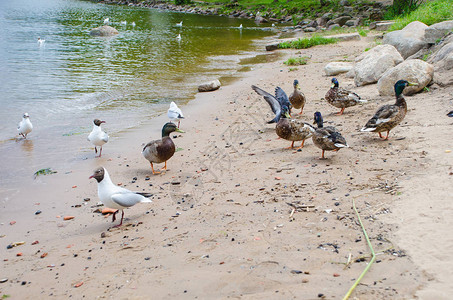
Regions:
[[131, 21, 136, 27], [167, 101, 184, 128], [104, 17, 109, 25], [37, 38, 45, 46], [176, 34, 181, 40], [87, 119, 109, 157], [120, 20, 127, 25], [176, 21, 183, 27], [238, 24, 243, 29], [18, 113, 33, 139], [89, 167, 152, 227]]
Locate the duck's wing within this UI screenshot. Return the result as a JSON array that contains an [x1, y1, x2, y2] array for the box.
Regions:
[[321, 126, 348, 147], [275, 86, 291, 108], [366, 104, 400, 126], [251, 85, 282, 123]]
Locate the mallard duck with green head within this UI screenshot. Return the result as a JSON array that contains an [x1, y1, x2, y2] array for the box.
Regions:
[[325, 78, 366, 115], [312, 111, 348, 159], [361, 80, 417, 140], [289, 79, 306, 115], [276, 105, 315, 148], [142, 122, 184, 174]]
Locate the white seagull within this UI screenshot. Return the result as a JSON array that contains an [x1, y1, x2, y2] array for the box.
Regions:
[[104, 17, 109, 25], [87, 119, 109, 157], [238, 24, 243, 29], [131, 21, 136, 27], [176, 21, 183, 27], [37, 38, 45, 46], [120, 20, 127, 25], [176, 34, 181, 40], [18, 113, 33, 139], [167, 101, 184, 128], [89, 167, 152, 227]]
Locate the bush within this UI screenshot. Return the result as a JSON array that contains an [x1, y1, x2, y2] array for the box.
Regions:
[[284, 56, 309, 66], [279, 35, 337, 49], [175, 0, 191, 5]]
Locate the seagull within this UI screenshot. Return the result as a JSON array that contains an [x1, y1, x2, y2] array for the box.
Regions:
[[176, 21, 183, 27], [176, 34, 181, 40], [131, 21, 136, 27], [18, 113, 33, 139], [272, 23, 275, 27], [37, 38, 45, 46], [87, 119, 109, 157], [238, 24, 243, 29], [167, 101, 184, 128], [89, 167, 152, 227], [120, 20, 127, 25], [104, 17, 109, 25]]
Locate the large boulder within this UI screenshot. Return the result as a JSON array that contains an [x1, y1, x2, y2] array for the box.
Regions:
[[89, 25, 119, 37], [324, 62, 354, 76], [424, 20, 453, 44], [377, 59, 434, 96], [353, 45, 404, 86], [383, 21, 428, 59], [198, 80, 221, 92]]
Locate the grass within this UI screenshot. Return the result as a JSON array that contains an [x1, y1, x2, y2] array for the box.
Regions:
[[284, 56, 309, 66], [279, 35, 337, 49], [389, 0, 453, 31]]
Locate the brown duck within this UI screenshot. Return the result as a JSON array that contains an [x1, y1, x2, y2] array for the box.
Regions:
[[325, 78, 366, 115], [312, 111, 348, 159], [289, 79, 306, 115], [276, 106, 315, 148]]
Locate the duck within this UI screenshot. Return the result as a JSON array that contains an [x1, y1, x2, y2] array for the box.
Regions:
[[276, 106, 315, 149], [167, 101, 184, 128], [89, 167, 152, 227], [289, 79, 306, 115], [87, 119, 109, 157], [447, 111, 453, 117], [251, 85, 285, 123], [360, 80, 417, 140], [325, 78, 366, 115], [176, 21, 183, 27], [312, 111, 348, 159], [18, 113, 33, 139], [142, 122, 184, 175]]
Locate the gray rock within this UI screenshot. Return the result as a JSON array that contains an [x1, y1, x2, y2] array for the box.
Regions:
[[89, 25, 119, 37], [424, 20, 453, 44], [377, 59, 434, 96], [198, 80, 221, 92], [324, 62, 354, 76], [331, 16, 352, 27], [324, 32, 361, 42], [383, 21, 428, 59], [429, 41, 453, 70], [354, 44, 404, 86], [328, 24, 341, 31], [370, 21, 395, 31], [345, 19, 356, 27], [304, 27, 317, 32]]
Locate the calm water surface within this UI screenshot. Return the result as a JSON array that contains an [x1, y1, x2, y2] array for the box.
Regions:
[[0, 0, 277, 192]]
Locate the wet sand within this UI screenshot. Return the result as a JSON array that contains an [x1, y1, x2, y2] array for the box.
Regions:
[[1, 33, 452, 299]]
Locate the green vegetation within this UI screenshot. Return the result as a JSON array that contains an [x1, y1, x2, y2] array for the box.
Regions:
[[279, 35, 337, 49], [284, 56, 309, 66], [34, 168, 57, 178], [388, 0, 453, 31], [288, 67, 298, 72]]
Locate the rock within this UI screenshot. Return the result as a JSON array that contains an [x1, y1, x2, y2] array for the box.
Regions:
[[345, 20, 356, 27], [377, 59, 434, 96], [304, 27, 317, 32], [331, 16, 352, 27], [324, 62, 354, 76], [369, 21, 395, 31], [325, 32, 361, 42], [429, 41, 453, 70], [328, 24, 340, 31], [345, 68, 355, 78], [255, 15, 267, 24], [354, 44, 404, 86], [406, 45, 431, 60], [266, 43, 279, 51], [89, 25, 119, 37], [198, 80, 221, 92], [424, 20, 453, 44], [383, 21, 428, 59]]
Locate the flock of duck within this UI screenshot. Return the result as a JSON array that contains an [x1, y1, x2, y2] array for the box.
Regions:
[[16, 78, 415, 226], [252, 78, 417, 159]]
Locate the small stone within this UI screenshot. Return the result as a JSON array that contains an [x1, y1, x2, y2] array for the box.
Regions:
[[291, 270, 303, 274], [84, 198, 91, 201], [0, 278, 8, 283], [21, 281, 27, 285], [35, 210, 42, 215]]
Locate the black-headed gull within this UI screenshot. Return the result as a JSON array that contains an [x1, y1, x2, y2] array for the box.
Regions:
[[104, 17, 109, 25], [176, 21, 182, 27], [87, 119, 109, 157], [90, 167, 152, 227], [131, 21, 136, 27], [176, 34, 181, 40], [37, 38, 45, 46], [18, 113, 33, 138], [142, 122, 184, 175], [167, 101, 184, 128]]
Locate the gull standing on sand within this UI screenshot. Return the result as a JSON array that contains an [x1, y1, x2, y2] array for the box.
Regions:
[[37, 38, 45, 46], [18, 113, 33, 138], [90, 167, 152, 227], [167, 101, 184, 128], [176, 21, 183, 27], [87, 119, 109, 157]]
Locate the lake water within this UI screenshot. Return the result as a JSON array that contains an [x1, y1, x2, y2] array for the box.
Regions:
[[0, 0, 277, 193]]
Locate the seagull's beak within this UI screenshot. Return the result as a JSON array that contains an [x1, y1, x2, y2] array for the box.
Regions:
[[100, 121, 106, 124], [89, 175, 94, 179], [176, 128, 184, 133]]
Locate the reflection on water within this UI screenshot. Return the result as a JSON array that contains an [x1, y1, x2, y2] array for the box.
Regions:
[[0, 0, 278, 191]]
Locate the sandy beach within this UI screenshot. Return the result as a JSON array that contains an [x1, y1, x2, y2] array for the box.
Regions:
[[1, 32, 452, 299]]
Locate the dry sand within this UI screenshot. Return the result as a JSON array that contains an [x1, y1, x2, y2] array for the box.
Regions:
[[1, 33, 452, 299]]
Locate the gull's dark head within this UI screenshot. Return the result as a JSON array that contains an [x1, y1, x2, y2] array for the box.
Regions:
[[93, 119, 106, 126], [89, 167, 105, 183]]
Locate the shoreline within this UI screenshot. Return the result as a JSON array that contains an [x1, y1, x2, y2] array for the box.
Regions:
[[1, 33, 452, 298]]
